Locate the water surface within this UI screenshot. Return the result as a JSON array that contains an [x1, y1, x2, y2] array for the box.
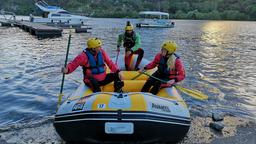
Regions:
[[0, 18, 255, 128]]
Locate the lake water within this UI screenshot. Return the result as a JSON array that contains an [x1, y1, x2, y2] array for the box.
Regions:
[[0, 18, 255, 129]]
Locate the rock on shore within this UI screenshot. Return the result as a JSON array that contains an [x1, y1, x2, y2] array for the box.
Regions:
[[180, 116, 256, 144]]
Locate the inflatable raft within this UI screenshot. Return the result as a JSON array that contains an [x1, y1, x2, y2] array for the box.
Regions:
[[54, 55, 191, 143]]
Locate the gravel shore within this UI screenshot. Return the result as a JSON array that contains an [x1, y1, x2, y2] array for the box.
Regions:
[[180, 116, 256, 144], [0, 116, 255, 144]]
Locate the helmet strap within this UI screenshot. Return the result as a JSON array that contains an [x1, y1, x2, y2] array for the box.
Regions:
[[166, 52, 173, 57], [89, 48, 97, 55], [125, 31, 133, 36]]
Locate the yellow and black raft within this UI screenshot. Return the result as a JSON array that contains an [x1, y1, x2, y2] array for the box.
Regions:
[[54, 55, 191, 143]]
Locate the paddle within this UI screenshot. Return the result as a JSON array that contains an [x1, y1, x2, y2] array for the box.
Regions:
[[131, 72, 143, 80], [140, 71, 208, 100], [115, 48, 120, 65], [174, 85, 208, 100], [130, 69, 148, 80], [57, 31, 72, 109]]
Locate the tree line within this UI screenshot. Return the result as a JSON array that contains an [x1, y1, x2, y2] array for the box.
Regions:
[[1, 0, 256, 20]]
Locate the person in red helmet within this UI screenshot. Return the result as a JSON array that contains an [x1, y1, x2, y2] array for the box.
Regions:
[[62, 38, 124, 92], [117, 21, 144, 71], [140, 40, 185, 95]]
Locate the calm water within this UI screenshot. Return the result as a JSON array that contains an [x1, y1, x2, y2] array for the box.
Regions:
[[0, 18, 255, 128]]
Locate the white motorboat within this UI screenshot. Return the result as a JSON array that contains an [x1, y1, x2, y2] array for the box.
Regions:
[[136, 11, 175, 28], [30, 0, 89, 26]]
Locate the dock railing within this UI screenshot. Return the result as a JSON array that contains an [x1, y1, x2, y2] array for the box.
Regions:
[[0, 9, 16, 21]]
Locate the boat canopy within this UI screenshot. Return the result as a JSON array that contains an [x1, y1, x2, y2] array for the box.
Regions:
[[36, 0, 63, 12], [139, 11, 169, 19]]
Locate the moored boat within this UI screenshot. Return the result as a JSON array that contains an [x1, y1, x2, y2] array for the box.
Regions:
[[136, 11, 175, 28], [54, 55, 190, 143], [31, 0, 89, 26]]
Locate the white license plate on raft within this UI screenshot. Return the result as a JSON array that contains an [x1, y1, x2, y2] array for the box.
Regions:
[[105, 122, 134, 134]]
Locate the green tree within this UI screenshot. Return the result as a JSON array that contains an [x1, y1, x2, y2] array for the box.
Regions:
[[246, 5, 256, 20], [1, 0, 256, 20]]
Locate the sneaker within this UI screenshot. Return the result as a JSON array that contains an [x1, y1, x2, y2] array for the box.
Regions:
[[114, 81, 124, 92]]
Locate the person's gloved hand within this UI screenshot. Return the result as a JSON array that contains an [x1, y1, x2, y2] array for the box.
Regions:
[[138, 67, 146, 73], [161, 79, 175, 87], [167, 79, 175, 86], [61, 67, 68, 74], [125, 50, 132, 57]]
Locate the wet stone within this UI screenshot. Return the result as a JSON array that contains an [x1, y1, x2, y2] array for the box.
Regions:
[[210, 121, 225, 131], [212, 112, 224, 121]]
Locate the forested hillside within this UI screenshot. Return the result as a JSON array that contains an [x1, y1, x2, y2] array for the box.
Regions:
[[1, 0, 256, 20]]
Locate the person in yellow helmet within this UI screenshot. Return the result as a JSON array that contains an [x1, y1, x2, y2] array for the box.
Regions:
[[139, 40, 185, 94], [117, 21, 144, 71], [62, 38, 124, 92]]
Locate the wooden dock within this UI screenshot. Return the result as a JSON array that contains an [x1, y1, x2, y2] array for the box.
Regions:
[[0, 19, 13, 26], [16, 21, 62, 38], [0, 19, 62, 39]]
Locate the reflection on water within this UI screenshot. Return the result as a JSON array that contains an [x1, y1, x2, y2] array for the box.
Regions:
[[0, 18, 256, 128], [192, 20, 256, 118]]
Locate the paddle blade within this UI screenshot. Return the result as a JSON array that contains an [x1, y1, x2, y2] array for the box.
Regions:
[[175, 85, 208, 100], [57, 93, 64, 110]]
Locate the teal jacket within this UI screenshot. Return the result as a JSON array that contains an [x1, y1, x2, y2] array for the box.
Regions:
[[117, 32, 141, 51]]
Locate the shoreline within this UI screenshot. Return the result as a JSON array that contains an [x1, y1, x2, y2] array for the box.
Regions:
[[0, 116, 255, 144], [180, 116, 256, 144]]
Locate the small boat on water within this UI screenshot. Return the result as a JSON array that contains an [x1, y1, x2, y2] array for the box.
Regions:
[[30, 0, 89, 26], [136, 11, 175, 28], [54, 55, 190, 143]]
